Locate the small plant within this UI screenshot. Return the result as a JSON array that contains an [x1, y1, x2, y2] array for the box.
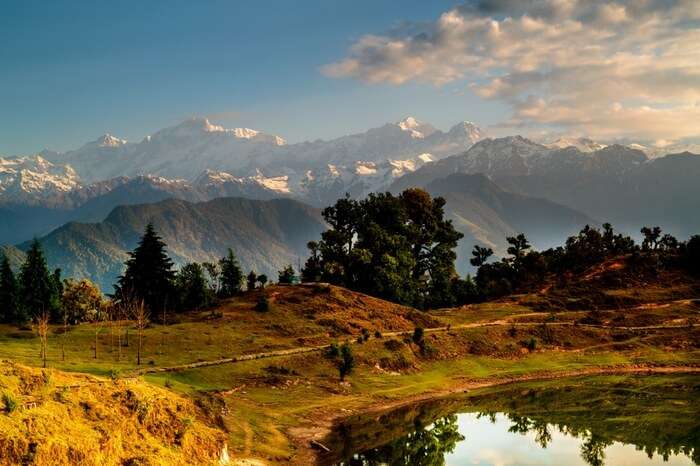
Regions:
[[2, 392, 17, 413], [384, 339, 403, 351], [523, 337, 537, 351], [374, 330, 383, 339], [326, 342, 340, 358], [54, 386, 70, 403], [356, 335, 364, 344], [109, 368, 119, 380], [508, 324, 517, 338], [338, 344, 355, 381], [361, 328, 370, 342], [136, 397, 152, 423], [412, 327, 424, 346], [164, 379, 173, 389], [42, 369, 52, 386], [255, 294, 270, 312]]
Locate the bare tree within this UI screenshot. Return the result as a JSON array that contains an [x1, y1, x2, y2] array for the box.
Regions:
[[33, 310, 50, 368], [131, 300, 150, 366], [88, 302, 107, 359], [61, 306, 68, 362]]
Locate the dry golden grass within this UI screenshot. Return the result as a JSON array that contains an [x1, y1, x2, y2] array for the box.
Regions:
[[0, 361, 226, 466]]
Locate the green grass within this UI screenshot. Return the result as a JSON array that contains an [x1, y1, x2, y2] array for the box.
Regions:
[[1, 283, 698, 464]]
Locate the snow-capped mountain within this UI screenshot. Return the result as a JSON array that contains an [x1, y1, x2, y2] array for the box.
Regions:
[[391, 136, 650, 193], [0, 155, 80, 205], [299, 153, 437, 205], [545, 137, 607, 153], [631, 142, 700, 159], [27, 116, 483, 207]]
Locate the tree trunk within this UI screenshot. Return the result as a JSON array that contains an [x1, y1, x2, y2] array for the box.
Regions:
[[137, 329, 142, 366], [94, 331, 98, 359]]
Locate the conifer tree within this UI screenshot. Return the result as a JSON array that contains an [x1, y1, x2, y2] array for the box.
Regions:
[[0, 255, 18, 323], [219, 249, 243, 297], [246, 271, 257, 291], [115, 224, 175, 313], [19, 240, 57, 322], [176, 263, 208, 310]]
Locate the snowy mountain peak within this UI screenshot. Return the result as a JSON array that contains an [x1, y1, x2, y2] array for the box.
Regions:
[[0, 155, 81, 204], [397, 116, 436, 139], [177, 118, 287, 144], [96, 134, 127, 147], [193, 169, 238, 186], [545, 136, 606, 153], [447, 121, 485, 144], [79, 134, 128, 150]]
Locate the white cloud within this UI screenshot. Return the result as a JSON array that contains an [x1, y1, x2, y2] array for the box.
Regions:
[[323, 0, 700, 141]]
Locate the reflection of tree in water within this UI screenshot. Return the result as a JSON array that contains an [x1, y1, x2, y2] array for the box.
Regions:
[[504, 414, 552, 448], [501, 413, 645, 466], [342, 414, 464, 466], [580, 433, 612, 466], [331, 377, 700, 466]]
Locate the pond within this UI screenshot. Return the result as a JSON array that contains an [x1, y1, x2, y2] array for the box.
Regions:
[[319, 375, 700, 466]]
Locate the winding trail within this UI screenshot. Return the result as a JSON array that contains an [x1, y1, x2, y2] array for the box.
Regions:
[[130, 315, 694, 377]]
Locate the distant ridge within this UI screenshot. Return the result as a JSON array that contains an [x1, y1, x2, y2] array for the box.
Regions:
[[23, 196, 326, 291]]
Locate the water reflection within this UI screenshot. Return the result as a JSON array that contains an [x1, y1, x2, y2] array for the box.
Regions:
[[321, 375, 700, 466]]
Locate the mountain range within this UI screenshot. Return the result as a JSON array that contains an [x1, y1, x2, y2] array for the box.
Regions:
[[5, 197, 326, 292], [1, 116, 699, 289], [392, 137, 700, 239]]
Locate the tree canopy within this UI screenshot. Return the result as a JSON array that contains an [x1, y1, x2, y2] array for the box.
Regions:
[[303, 189, 464, 308], [0, 255, 18, 323], [219, 249, 243, 297], [18, 239, 61, 322], [114, 224, 176, 313]]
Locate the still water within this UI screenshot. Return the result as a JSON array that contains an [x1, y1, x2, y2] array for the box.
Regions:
[[321, 375, 700, 466]]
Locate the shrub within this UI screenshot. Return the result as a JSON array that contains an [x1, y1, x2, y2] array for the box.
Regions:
[[384, 339, 403, 351], [2, 392, 17, 413], [54, 386, 69, 403], [338, 344, 355, 381], [255, 294, 270, 312], [522, 337, 537, 351], [326, 342, 340, 358], [361, 328, 370, 342], [412, 327, 424, 346]]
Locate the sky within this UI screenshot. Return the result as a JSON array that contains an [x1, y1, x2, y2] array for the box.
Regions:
[[1, 0, 699, 154]]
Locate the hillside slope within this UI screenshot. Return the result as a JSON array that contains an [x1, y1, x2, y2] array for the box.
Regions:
[[28, 197, 326, 291], [0, 361, 226, 466]]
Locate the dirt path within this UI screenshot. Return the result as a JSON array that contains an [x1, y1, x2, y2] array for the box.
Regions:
[[287, 364, 700, 465], [130, 316, 693, 377]]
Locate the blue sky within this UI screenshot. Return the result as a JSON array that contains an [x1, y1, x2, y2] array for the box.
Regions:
[[3, 1, 697, 154], [0, 0, 503, 154]]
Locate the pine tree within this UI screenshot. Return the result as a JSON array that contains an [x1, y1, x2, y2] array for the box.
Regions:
[[246, 271, 257, 291], [176, 263, 208, 310], [219, 249, 243, 297], [115, 224, 176, 314], [0, 255, 18, 323], [19, 240, 57, 322]]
